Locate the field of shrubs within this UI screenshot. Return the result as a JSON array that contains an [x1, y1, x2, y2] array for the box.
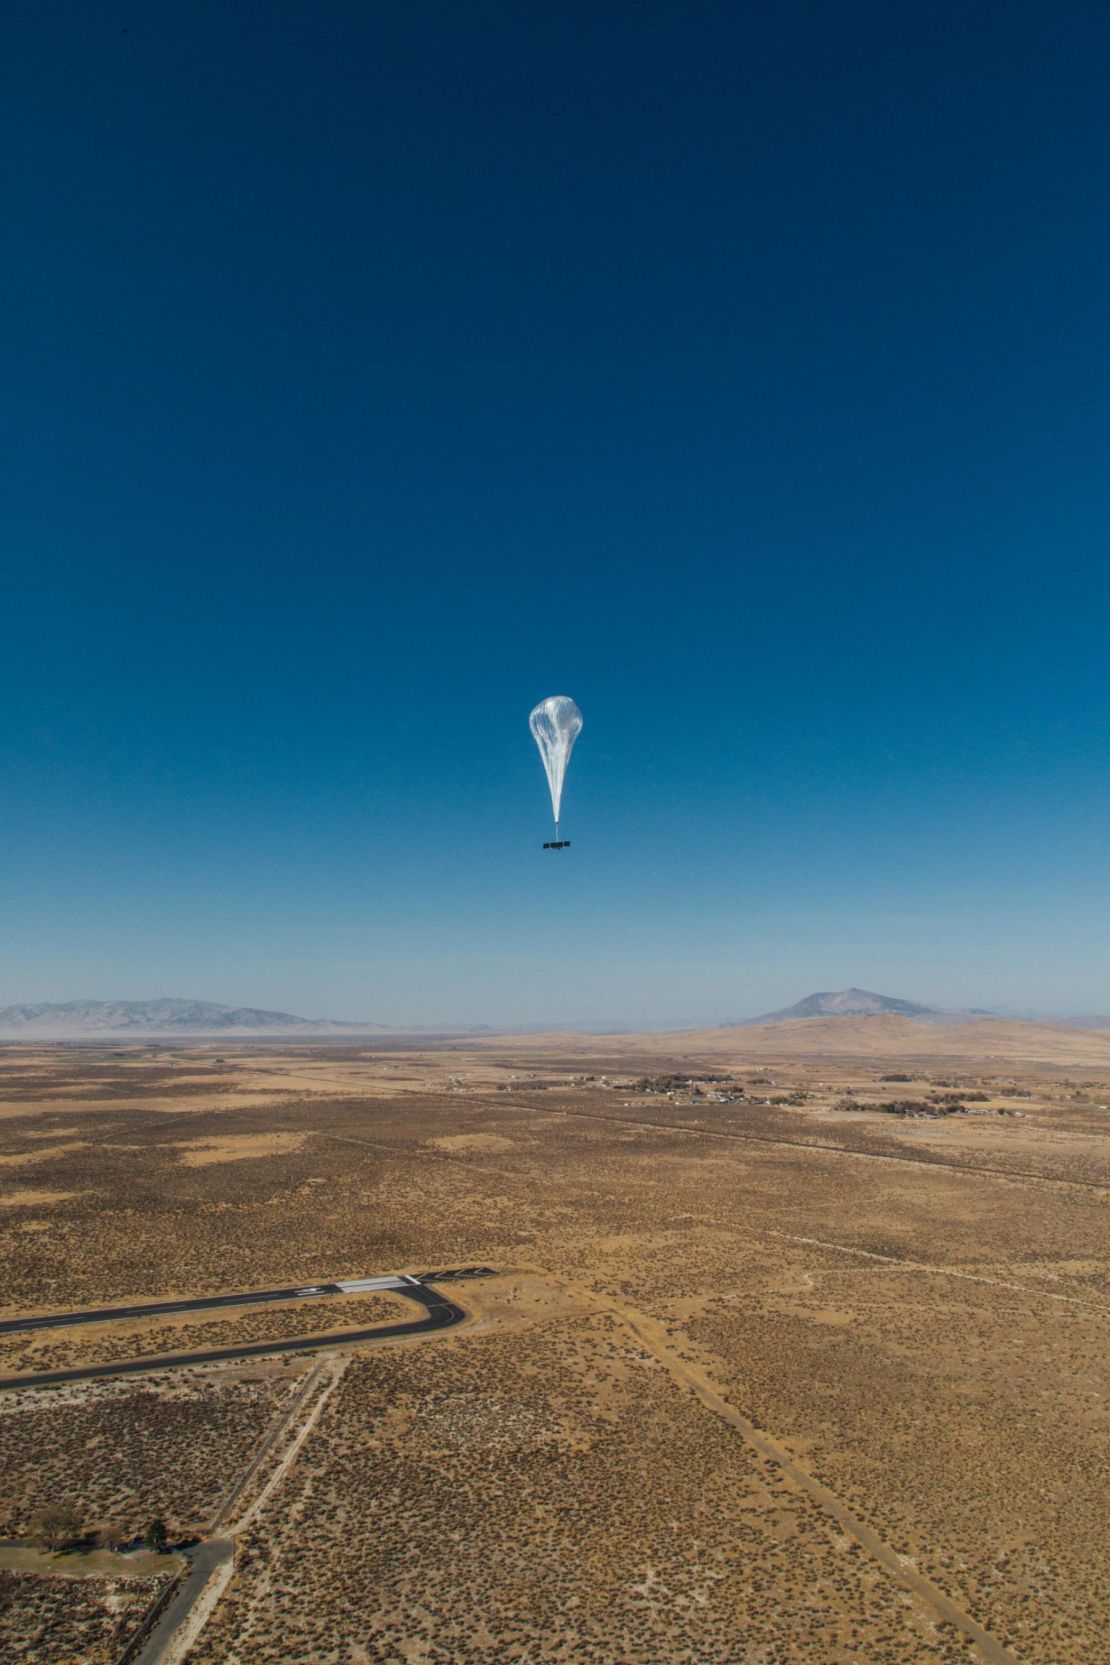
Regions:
[[1, 1042, 1106, 1663], [0, 1365, 307, 1540]]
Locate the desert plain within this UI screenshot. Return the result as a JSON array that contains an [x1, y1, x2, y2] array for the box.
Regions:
[[0, 1016, 1107, 1664]]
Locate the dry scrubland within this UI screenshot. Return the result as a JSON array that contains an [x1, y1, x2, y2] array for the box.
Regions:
[[0, 1365, 309, 1538], [191, 1315, 971, 1665], [0, 1566, 169, 1665], [0, 1024, 1107, 1663]]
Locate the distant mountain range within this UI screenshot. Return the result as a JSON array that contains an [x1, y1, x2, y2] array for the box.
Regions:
[[0, 999, 358, 1035], [0, 999, 492, 1037], [736, 987, 983, 1028], [1, 990, 1106, 1039], [733, 987, 1097, 1029]]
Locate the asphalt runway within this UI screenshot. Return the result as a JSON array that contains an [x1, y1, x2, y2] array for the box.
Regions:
[[0, 1266, 494, 1337], [0, 1279, 469, 1391], [0, 1277, 408, 1336]]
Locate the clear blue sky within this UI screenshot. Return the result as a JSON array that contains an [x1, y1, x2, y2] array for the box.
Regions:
[[4, 2, 1109, 1025]]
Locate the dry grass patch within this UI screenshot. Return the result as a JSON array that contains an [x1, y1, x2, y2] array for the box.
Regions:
[[0, 1141, 88, 1166], [428, 1133, 521, 1153], [173, 1131, 308, 1166], [0, 1188, 81, 1206]]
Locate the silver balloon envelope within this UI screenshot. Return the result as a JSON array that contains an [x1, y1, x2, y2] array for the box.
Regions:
[[529, 695, 583, 834]]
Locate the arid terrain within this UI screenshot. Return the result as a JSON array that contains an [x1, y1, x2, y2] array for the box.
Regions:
[[0, 1019, 1107, 1663]]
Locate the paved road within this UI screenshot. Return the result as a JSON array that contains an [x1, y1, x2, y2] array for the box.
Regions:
[[0, 1280, 471, 1391], [128, 1537, 233, 1665], [0, 1275, 420, 1336], [0, 1266, 493, 1336]]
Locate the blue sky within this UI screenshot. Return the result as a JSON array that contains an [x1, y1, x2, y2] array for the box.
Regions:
[[4, 2, 1110, 1025]]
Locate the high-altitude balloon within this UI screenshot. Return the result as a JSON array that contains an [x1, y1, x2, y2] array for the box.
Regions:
[[529, 696, 582, 847]]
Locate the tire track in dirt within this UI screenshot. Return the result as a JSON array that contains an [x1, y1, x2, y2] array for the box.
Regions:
[[767, 1230, 1110, 1314], [536, 1267, 1022, 1665]]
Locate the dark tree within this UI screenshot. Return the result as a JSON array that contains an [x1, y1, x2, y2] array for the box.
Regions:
[[94, 1519, 129, 1551], [29, 1503, 82, 1552]]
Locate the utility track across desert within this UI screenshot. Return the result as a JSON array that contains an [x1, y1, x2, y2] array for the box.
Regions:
[[505, 1097, 1109, 1191], [768, 1230, 1110, 1314], [537, 1269, 1022, 1665]]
